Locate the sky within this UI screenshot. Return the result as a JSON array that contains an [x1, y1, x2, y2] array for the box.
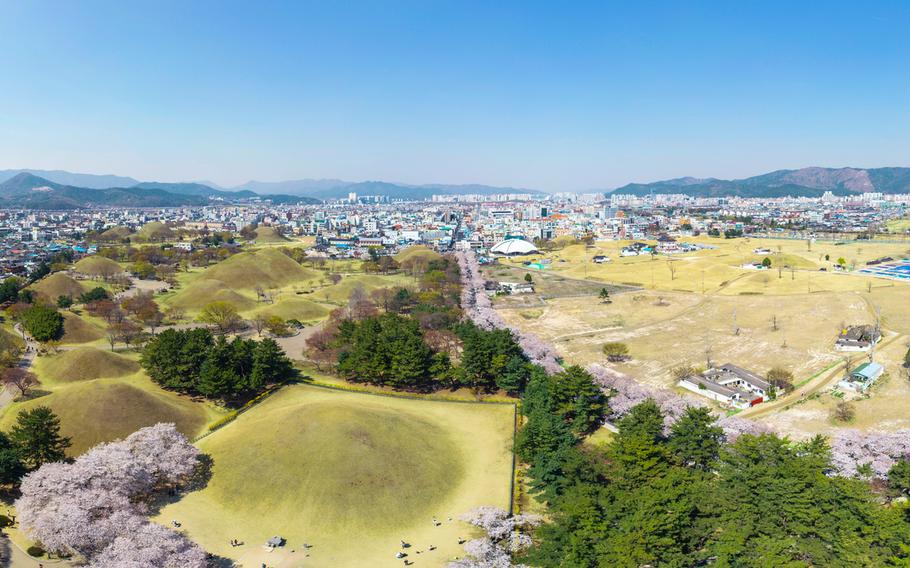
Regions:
[[1, 0, 909, 191]]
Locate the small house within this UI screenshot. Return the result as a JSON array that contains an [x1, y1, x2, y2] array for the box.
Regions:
[[839, 361, 884, 392], [835, 325, 882, 352], [677, 363, 775, 409]]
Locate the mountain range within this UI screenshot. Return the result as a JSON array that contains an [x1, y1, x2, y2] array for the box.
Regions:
[[0, 169, 546, 203], [613, 167, 910, 198], [0, 173, 320, 209]]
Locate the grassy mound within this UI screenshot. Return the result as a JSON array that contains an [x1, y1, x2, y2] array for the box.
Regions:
[[96, 226, 133, 241], [167, 279, 257, 312], [0, 380, 209, 456], [29, 273, 87, 302], [395, 245, 442, 264], [72, 256, 122, 278], [61, 312, 105, 344], [249, 297, 331, 321], [136, 221, 175, 241], [35, 347, 140, 385], [199, 400, 461, 529], [158, 386, 514, 567], [253, 226, 290, 243], [198, 249, 319, 290]]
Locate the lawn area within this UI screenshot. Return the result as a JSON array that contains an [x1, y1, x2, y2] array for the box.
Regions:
[[157, 384, 516, 567]]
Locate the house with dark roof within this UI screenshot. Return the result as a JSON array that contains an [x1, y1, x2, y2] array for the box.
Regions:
[[835, 325, 882, 352], [677, 363, 776, 409]]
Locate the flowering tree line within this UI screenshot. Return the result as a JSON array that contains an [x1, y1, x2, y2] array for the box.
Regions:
[[16, 423, 208, 567]]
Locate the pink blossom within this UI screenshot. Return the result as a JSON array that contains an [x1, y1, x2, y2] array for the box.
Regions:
[[16, 423, 206, 564]]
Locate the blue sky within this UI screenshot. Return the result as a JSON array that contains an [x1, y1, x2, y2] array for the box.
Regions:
[[1, 0, 909, 190]]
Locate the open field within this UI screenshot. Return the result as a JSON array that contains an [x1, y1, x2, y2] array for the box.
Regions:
[[497, 237, 910, 295], [158, 384, 515, 567], [496, 237, 910, 438], [500, 289, 875, 390]]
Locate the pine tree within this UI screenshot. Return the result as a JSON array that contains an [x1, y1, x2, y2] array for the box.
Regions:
[[10, 406, 71, 469]]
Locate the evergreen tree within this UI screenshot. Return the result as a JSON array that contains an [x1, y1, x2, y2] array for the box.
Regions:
[[0, 432, 25, 485], [10, 406, 71, 469], [250, 338, 294, 390], [668, 406, 725, 470]]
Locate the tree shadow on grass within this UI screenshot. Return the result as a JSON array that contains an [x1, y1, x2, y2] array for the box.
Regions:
[[147, 453, 215, 516]]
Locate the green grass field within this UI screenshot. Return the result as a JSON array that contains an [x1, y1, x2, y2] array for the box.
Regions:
[[60, 311, 107, 345], [157, 385, 515, 567]]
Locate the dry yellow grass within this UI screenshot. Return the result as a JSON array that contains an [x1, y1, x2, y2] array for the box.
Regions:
[[500, 289, 875, 391], [501, 237, 910, 296], [253, 226, 291, 243]]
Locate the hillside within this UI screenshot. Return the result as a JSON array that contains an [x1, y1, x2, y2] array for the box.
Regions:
[[0, 173, 207, 209], [613, 167, 910, 198], [0, 173, 320, 208], [0, 169, 140, 189]]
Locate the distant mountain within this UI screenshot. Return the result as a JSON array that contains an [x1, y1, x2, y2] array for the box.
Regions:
[[0, 173, 320, 209], [612, 167, 910, 198], [0, 169, 140, 189], [0, 173, 206, 209]]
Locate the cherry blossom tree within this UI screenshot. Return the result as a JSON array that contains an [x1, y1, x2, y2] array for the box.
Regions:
[[449, 506, 540, 568], [16, 423, 206, 565]]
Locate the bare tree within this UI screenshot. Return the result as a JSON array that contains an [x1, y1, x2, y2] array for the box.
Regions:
[[251, 314, 267, 337], [2, 367, 37, 398], [667, 260, 678, 281]]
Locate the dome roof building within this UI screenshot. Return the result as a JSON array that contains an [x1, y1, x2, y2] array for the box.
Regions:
[[490, 238, 538, 256]]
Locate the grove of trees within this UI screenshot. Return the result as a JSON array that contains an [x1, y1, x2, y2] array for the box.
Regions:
[[141, 328, 295, 401]]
